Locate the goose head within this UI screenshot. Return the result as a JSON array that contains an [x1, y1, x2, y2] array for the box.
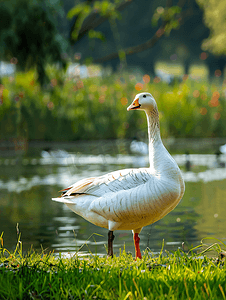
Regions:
[[127, 92, 157, 112]]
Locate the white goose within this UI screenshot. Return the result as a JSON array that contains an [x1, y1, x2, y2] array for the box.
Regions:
[[52, 92, 185, 259]]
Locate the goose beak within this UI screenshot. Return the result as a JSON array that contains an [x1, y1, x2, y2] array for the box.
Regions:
[[127, 98, 141, 111]]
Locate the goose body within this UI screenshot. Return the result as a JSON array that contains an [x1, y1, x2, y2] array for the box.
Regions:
[[52, 92, 185, 258]]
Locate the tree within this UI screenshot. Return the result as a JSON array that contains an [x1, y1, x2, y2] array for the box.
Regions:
[[0, 0, 68, 86], [197, 0, 226, 56], [68, 0, 182, 66], [66, 0, 226, 78]]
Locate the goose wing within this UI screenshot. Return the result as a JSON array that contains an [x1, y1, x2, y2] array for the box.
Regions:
[[55, 168, 154, 221], [61, 168, 151, 198], [51, 167, 165, 232]]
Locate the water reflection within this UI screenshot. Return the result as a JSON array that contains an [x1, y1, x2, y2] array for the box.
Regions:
[[0, 154, 226, 256]]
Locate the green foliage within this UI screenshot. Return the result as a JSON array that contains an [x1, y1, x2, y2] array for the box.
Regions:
[[197, 0, 226, 55], [0, 0, 67, 86], [0, 236, 226, 299], [68, 0, 123, 42], [1, 69, 226, 141], [88, 29, 106, 41], [152, 5, 182, 35]]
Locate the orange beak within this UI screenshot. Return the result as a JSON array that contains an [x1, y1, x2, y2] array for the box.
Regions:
[[127, 98, 140, 111]]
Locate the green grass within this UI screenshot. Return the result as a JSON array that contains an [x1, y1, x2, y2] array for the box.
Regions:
[[1, 235, 226, 299]]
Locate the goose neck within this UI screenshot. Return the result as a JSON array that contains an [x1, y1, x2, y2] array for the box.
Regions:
[[145, 110, 165, 169], [146, 110, 161, 145]]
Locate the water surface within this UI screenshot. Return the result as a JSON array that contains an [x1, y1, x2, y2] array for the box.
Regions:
[[1, 152, 226, 256]]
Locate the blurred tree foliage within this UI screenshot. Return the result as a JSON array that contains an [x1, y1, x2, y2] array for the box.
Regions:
[[0, 0, 68, 86], [67, 0, 182, 65], [0, 70, 226, 141], [197, 0, 226, 56], [64, 0, 222, 79]]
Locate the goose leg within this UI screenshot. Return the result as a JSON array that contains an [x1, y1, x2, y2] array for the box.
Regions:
[[133, 232, 142, 259], [107, 230, 114, 257]]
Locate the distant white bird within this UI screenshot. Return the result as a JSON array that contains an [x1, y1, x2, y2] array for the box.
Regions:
[[220, 144, 226, 155], [41, 149, 70, 165], [130, 138, 149, 156], [130, 137, 149, 167], [52, 92, 185, 259], [41, 149, 69, 159]]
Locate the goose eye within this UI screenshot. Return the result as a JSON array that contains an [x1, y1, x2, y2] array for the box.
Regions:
[[143, 95, 146, 98]]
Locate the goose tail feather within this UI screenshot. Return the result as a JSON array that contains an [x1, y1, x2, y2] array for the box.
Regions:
[[52, 197, 75, 204]]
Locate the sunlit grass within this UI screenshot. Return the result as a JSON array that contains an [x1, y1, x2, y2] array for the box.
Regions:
[[189, 64, 209, 80], [155, 61, 184, 76], [1, 234, 226, 299], [155, 62, 210, 80]]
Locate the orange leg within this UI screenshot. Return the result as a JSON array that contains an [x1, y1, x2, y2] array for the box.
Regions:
[[133, 233, 142, 259]]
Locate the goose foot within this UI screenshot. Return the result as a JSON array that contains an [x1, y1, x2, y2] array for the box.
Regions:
[[134, 233, 142, 260], [107, 230, 114, 257]]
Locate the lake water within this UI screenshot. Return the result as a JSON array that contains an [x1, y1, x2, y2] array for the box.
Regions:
[[1, 150, 226, 257]]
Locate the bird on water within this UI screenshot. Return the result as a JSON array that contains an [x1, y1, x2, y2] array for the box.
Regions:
[[52, 92, 185, 259]]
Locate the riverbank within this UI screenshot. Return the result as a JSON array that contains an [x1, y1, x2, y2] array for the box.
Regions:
[[1, 239, 226, 299], [1, 71, 226, 143]]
